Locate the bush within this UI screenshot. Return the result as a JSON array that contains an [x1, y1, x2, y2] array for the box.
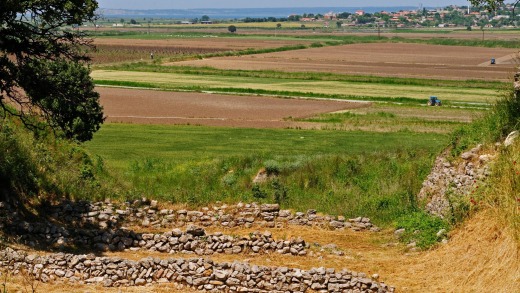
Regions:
[[252, 184, 267, 199], [0, 114, 114, 204], [264, 160, 281, 175], [228, 25, 237, 33], [396, 211, 450, 249]]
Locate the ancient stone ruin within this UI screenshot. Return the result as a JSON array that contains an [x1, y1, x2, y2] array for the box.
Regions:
[[0, 199, 393, 292]]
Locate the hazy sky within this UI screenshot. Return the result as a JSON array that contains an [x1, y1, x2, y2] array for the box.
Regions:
[[97, 0, 473, 10]]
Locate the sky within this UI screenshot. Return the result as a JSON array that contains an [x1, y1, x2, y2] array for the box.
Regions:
[[97, 0, 474, 10]]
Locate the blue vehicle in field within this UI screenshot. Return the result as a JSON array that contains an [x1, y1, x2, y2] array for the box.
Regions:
[[427, 96, 442, 106]]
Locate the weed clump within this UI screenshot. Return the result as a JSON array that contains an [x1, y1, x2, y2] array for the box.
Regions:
[[396, 211, 450, 249]]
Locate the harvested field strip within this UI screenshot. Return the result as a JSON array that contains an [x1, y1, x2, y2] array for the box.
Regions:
[[298, 103, 483, 133], [345, 103, 483, 122], [91, 30, 520, 49], [91, 70, 498, 104]]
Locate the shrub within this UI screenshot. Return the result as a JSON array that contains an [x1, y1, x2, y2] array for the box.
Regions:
[[264, 160, 281, 175], [396, 211, 450, 249], [252, 184, 267, 199], [0, 114, 114, 204], [228, 25, 237, 33]]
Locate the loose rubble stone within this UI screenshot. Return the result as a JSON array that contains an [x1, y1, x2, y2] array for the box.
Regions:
[[418, 147, 494, 218], [505, 131, 519, 147], [0, 248, 394, 292]]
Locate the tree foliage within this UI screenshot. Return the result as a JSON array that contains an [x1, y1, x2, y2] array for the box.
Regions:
[[470, 0, 511, 11], [0, 0, 103, 142], [228, 25, 237, 33]]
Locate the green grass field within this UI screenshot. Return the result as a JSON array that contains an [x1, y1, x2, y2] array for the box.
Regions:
[[84, 124, 448, 225], [83, 28, 506, 228]]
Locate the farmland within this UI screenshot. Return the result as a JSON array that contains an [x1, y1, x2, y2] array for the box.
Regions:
[[91, 37, 314, 64], [86, 28, 503, 210], [97, 87, 368, 128], [5, 24, 518, 293], [174, 42, 517, 81]]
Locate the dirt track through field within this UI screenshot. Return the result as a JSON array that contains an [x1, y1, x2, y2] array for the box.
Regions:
[[174, 43, 518, 81], [98, 87, 368, 128]]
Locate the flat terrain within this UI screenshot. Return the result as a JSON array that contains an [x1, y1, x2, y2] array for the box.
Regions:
[[98, 87, 367, 128], [93, 70, 499, 104], [174, 43, 517, 81], [94, 37, 311, 50], [92, 37, 312, 64]]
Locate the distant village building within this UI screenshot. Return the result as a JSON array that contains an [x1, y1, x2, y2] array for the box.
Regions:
[[355, 10, 365, 16], [324, 12, 337, 20]]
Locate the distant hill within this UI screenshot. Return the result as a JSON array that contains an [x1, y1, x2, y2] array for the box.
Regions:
[[98, 7, 419, 19]]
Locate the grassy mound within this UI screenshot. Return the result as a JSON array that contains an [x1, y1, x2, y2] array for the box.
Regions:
[[0, 116, 113, 207]]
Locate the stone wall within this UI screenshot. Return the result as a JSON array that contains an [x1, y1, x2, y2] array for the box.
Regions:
[[41, 200, 380, 232], [0, 248, 394, 292], [418, 144, 493, 218], [1, 200, 378, 253], [0, 200, 392, 292]]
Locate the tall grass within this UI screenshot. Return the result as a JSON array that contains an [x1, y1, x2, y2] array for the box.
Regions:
[[487, 143, 520, 240], [0, 115, 114, 205], [94, 79, 432, 105], [448, 83, 520, 240], [103, 150, 436, 226], [85, 124, 448, 226]]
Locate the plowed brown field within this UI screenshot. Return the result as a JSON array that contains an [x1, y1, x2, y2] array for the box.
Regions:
[[94, 37, 311, 50], [174, 43, 518, 81], [92, 38, 312, 64], [98, 87, 368, 128]]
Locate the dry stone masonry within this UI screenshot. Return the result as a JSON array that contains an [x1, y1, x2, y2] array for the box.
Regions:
[[418, 144, 494, 218], [0, 200, 378, 253], [0, 199, 392, 292], [0, 248, 394, 292], [7, 215, 309, 256], [15, 200, 380, 232]]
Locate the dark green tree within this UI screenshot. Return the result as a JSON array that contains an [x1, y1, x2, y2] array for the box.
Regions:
[[0, 0, 103, 142], [201, 15, 210, 21], [228, 25, 237, 33], [470, 0, 507, 11]]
